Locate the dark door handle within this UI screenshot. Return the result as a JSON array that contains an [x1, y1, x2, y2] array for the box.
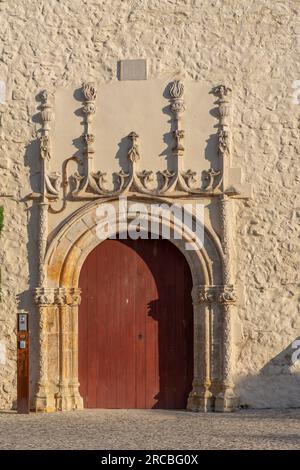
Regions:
[[138, 333, 143, 340]]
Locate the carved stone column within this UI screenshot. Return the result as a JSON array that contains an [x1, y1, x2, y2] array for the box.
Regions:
[[215, 285, 239, 411], [212, 85, 239, 412], [34, 288, 55, 412], [33, 91, 55, 412], [187, 285, 213, 412], [55, 288, 73, 411], [214, 197, 239, 411], [69, 288, 83, 410]]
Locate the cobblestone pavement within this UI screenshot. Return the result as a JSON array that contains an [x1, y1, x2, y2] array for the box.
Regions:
[[0, 409, 300, 450]]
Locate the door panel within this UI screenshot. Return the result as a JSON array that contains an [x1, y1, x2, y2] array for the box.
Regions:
[[78, 238, 193, 409]]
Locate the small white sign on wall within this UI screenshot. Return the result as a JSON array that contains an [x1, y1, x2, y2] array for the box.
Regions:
[[0, 340, 6, 365]]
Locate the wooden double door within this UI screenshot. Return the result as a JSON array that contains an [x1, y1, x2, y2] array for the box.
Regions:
[[78, 237, 193, 409]]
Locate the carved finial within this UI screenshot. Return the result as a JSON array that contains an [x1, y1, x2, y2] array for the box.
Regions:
[[169, 80, 185, 117], [40, 90, 53, 130], [213, 85, 232, 128], [169, 80, 184, 99], [213, 85, 232, 99], [82, 82, 97, 123], [82, 82, 97, 102]]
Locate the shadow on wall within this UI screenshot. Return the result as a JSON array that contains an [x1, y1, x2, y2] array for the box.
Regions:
[[236, 338, 300, 409]]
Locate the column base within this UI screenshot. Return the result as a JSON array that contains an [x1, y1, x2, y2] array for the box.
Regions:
[[215, 389, 239, 412], [187, 390, 214, 412], [71, 387, 84, 410], [34, 388, 56, 412], [55, 384, 84, 411]]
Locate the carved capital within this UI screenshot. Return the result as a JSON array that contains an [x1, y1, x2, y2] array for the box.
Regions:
[[40, 287, 81, 306], [34, 287, 55, 306], [192, 284, 237, 305], [68, 288, 81, 306], [54, 287, 68, 306], [218, 285, 237, 304], [192, 285, 216, 304]]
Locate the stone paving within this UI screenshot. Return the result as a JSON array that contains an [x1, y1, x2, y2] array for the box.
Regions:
[[0, 409, 300, 450]]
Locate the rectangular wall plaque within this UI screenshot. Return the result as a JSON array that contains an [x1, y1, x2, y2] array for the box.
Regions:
[[118, 59, 147, 81]]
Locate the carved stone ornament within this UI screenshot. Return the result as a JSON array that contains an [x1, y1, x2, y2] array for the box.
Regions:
[[218, 129, 230, 157], [82, 82, 97, 102], [34, 287, 55, 306], [218, 285, 237, 304], [213, 84, 232, 162], [69, 80, 222, 199], [31, 81, 248, 208], [34, 287, 81, 307], [192, 285, 237, 305], [169, 80, 185, 117]]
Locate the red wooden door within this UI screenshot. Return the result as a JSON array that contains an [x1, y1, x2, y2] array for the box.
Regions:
[[78, 238, 193, 409]]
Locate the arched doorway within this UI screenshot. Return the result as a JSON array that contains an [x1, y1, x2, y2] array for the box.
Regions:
[[78, 237, 194, 409]]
